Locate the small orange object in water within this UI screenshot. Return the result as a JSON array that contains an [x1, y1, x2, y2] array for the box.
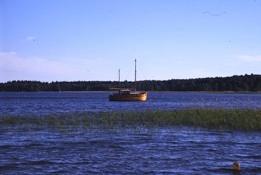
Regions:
[[232, 161, 240, 171]]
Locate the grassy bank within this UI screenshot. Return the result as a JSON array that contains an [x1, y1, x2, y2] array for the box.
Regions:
[[1, 109, 261, 130]]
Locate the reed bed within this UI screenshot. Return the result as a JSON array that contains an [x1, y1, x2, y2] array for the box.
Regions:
[[0, 109, 261, 130]]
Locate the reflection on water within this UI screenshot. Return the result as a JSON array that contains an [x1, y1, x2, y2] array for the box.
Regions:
[[1, 91, 261, 115], [0, 127, 260, 174]]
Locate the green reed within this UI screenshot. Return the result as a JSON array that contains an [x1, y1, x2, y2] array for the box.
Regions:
[[0, 109, 261, 130]]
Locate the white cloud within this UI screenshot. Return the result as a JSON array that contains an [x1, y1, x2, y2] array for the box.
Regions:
[[26, 36, 37, 42], [238, 55, 261, 62], [0, 52, 89, 82]]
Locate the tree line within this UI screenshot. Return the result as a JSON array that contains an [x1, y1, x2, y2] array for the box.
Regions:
[[0, 74, 260, 92]]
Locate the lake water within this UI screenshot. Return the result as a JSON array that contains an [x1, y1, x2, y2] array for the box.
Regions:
[[0, 127, 260, 175], [0, 92, 261, 174], [1, 91, 261, 115]]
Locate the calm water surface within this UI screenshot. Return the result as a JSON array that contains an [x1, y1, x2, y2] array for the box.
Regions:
[[0, 92, 260, 174], [1, 91, 261, 115]]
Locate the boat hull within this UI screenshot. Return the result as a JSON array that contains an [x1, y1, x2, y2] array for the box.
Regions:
[[109, 92, 147, 101]]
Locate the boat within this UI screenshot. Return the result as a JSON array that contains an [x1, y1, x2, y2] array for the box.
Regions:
[[109, 89, 147, 101], [109, 59, 148, 102]]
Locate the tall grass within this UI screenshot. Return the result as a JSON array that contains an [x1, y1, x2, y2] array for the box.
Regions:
[[0, 109, 261, 130]]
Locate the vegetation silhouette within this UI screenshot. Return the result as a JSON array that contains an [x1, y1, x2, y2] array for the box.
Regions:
[[1, 74, 260, 92]]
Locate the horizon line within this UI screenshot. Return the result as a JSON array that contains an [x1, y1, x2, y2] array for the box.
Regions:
[[1, 73, 259, 83]]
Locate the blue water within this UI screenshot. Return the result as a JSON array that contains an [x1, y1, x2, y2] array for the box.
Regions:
[[0, 92, 260, 174], [1, 91, 261, 115], [0, 127, 260, 175]]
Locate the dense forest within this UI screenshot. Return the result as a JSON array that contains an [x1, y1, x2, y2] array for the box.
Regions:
[[0, 74, 261, 92]]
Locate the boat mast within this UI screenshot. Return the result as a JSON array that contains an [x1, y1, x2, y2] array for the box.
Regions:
[[118, 68, 121, 87], [134, 59, 137, 90]]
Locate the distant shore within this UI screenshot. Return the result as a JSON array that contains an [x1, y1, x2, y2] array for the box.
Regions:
[[1, 74, 261, 92], [1, 109, 261, 131]]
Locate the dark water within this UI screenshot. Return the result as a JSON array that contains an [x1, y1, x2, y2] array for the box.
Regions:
[[0, 127, 260, 175], [0, 92, 261, 174], [1, 91, 261, 115]]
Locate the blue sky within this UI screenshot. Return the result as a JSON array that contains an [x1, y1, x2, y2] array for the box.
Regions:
[[1, 0, 261, 82]]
